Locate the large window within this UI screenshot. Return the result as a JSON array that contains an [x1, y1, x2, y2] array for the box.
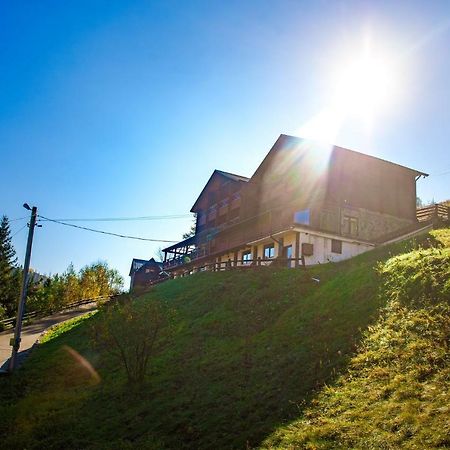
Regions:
[[264, 244, 275, 259], [342, 216, 359, 236], [242, 250, 252, 264]]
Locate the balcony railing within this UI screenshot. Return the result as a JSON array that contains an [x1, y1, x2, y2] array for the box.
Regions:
[[166, 256, 306, 274]]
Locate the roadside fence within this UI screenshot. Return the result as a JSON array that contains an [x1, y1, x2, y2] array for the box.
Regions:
[[0, 295, 115, 331]]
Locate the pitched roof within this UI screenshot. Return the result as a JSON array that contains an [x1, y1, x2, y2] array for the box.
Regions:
[[135, 258, 163, 273], [250, 134, 428, 181], [129, 258, 147, 276], [215, 170, 250, 183], [190, 169, 249, 212], [129, 258, 163, 276]]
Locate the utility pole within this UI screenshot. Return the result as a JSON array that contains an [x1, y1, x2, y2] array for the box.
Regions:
[[9, 204, 38, 372]]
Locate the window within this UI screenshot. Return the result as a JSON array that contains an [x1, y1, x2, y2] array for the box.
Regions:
[[264, 244, 275, 259], [342, 216, 359, 236], [284, 245, 293, 268], [285, 245, 292, 259], [242, 250, 252, 264], [294, 209, 310, 225], [301, 243, 314, 256], [331, 239, 342, 254]]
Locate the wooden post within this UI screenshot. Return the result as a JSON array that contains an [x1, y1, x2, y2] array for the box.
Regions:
[[252, 245, 258, 262], [295, 232, 300, 268], [277, 237, 284, 257]]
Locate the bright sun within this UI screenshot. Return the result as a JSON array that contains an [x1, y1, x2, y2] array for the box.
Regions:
[[332, 56, 395, 120], [296, 47, 398, 143]]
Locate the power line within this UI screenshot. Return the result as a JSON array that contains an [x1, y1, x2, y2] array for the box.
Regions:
[[8, 216, 28, 222], [38, 215, 178, 243], [11, 224, 28, 238], [433, 169, 450, 176], [39, 213, 193, 222]]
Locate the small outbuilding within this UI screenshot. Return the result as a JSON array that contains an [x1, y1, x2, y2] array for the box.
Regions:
[[129, 258, 166, 293]]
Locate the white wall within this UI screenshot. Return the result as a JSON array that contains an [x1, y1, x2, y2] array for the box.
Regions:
[[299, 232, 373, 265]]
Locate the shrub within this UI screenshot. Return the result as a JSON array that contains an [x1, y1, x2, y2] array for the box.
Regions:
[[92, 297, 172, 384]]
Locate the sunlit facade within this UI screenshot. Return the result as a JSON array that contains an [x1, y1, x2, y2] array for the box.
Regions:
[[163, 135, 428, 276]]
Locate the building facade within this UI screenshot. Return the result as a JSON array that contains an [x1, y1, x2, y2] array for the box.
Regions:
[[163, 135, 428, 276], [129, 258, 165, 293]]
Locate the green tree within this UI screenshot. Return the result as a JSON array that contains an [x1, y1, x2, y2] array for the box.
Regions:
[[27, 261, 123, 313], [80, 261, 123, 299], [62, 263, 81, 305], [0, 216, 20, 315], [182, 214, 197, 240]]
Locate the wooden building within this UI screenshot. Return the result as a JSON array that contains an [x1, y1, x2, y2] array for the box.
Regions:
[[163, 135, 428, 275], [129, 258, 165, 293]]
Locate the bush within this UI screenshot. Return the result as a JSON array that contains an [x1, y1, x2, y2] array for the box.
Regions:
[[92, 297, 172, 384]]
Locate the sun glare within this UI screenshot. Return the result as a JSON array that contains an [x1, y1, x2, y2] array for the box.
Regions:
[[333, 55, 396, 120], [294, 46, 398, 143]]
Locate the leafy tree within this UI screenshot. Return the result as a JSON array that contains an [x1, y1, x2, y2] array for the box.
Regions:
[[79, 261, 122, 299], [27, 261, 123, 313], [0, 216, 20, 315], [92, 297, 173, 384], [63, 263, 81, 305]]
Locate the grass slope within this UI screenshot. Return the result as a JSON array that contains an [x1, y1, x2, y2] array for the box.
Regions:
[[0, 230, 447, 449], [262, 229, 450, 449]]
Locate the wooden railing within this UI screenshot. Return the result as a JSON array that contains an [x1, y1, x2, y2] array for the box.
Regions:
[[174, 257, 305, 277], [417, 203, 449, 222], [0, 295, 115, 331]]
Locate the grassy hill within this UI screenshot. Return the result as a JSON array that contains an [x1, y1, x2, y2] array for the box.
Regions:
[[0, 229, 448, 449], [262, 228, 450, 449]]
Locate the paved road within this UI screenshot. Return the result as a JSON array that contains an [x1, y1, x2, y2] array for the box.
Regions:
[[0, 303, 97, 371]]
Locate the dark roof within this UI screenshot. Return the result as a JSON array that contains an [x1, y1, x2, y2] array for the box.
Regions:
[[215, 170, 250, 183], [190, 169, 249, 212], [135, 258, 163, 273], [250, 134, 428, 181], [277, 134, 428, 177], [129, 258, 147, 276], [129, 258, 162, 276], [162, 234, 197, 252]]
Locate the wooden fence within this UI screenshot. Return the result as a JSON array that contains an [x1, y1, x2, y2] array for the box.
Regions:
[[0, 295, 114, 331], [417, 203, 450, 223]]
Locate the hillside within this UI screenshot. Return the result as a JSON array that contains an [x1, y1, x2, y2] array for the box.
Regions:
[[0, 229, 448, 449], [263, 228, 450, 449]]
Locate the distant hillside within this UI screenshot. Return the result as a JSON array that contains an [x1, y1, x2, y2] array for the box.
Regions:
[[0, 229, 448, 449]]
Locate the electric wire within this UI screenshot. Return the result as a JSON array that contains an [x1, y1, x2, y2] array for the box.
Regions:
[[38, 214, 193, 222], [8, 216, 28, 222], [38, 215, 178, 243], [11, 224, 28, 238], [433, 169, 450, 176]]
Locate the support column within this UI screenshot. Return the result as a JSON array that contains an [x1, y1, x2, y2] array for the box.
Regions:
[[252, 245, 258, 261], [295, 232, 300, 268], [277, 237, 284, 257]]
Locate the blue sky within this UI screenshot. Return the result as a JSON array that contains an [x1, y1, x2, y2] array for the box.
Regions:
[[1, 0, 449, 284]]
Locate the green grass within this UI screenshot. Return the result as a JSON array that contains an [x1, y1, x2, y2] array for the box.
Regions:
[[0, 230, 448, 449], [262, 228, 450, 449]]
